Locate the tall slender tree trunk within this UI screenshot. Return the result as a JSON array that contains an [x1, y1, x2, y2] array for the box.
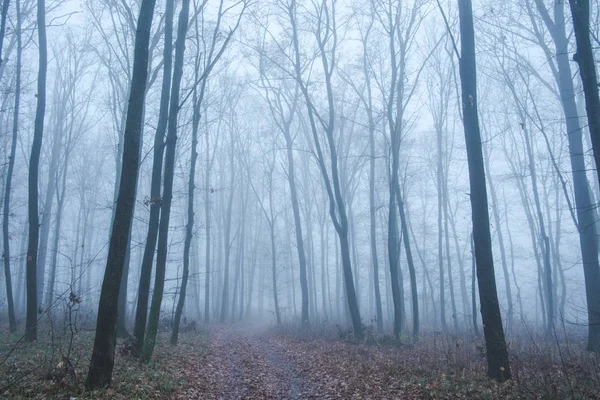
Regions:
[[288, 0, 362, 337], [458, 0, 511, 381], [397, 194, 419, 339], [442, 183, 458, 332], [37, 102, 63, 303], [132, 0, 173, 358], [171, 75, 200, 345], [45, 163, 67, 308], [470, 234, 480, 337], [86, 0, 157, 388], [483, 146, 513, 331], [436, 125, 447, 333], [567, 0, 600, 352], [270, 224, 281, 325], [26, 0, 48, 342], [219, 151, 235, 322], [569, 0, 600, 192], [522, 120, 553, 336], [204, 130, 212, 323], [141, 0, 190, 362], [2, 0, 19, 333], [0, 0, 10, 68], [282, 124, 309, 324], [533, 0, 600, 353]]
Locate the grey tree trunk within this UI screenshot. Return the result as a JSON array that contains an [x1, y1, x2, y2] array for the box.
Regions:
[[397, 194, 419, 339], [483, 145, 513, 331], [37, 85, 65, 304], [470, 235, 480, 337], [171, 70, 201, 345], [436, 126, 447, 332], [45, 157, 68, 308], [458, 0, 511, 381], [442, 158, 458, 332], [26, 0, 48, 342], [282, 120, 309, 324], [0, 0, 10, 68], [219, 148, 235, 322], [141, 0, 190, 362], [132, 0, 173, 357], [288, 0, 362, 337], [2, 0, 19, 333], [532, 0, 600, 352], [568, 0, 600, 353], [204, 123, 212, 323], [86, 0, 157, 388]]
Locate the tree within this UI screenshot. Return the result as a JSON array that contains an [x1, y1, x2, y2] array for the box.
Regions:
[[141, 0, 191, 362], [171, 18, 207, 342], [2, 0, 20, 334], [247, 149, 282, 326], [457, 0, 511, 381], [569, 0, 600, 193], [256, 45, 310, 325], [530, 0, 600, 354], [288, 0, 363, 338], [132, 0, 174, 358], [86, 0, 158, 388], [25, 0, 48, 342], [568, 0, 600, 353], [0, 0, 10, 67]]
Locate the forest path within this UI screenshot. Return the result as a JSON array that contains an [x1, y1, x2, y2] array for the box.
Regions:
[[176, 324, 314, 399]]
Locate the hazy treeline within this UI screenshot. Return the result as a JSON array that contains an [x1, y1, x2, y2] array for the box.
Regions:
[[1, 0, 600, 387]]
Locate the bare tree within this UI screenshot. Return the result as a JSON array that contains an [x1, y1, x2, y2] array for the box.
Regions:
[[457, 0, 511, 381], [530, 0, 600, 353], [2, 0, 19, 333], [132, 0, 174, 357], [141, 0, 191, 362], [86, 0, 158, 388], [569, 0, 600, 196], [25, 0, 48, 342], [287, 0, 363, 337]]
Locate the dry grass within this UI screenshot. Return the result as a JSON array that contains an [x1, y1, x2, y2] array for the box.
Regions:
[[273, 322, 600, 399], [0, 322, 207, 400]]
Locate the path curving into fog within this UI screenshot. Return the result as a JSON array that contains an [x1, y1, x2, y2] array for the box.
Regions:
[[175, 324, 313, 399]]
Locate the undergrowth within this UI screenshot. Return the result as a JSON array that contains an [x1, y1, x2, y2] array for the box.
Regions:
[[0, 325, 206, 400], [272, 321, 600, 399]]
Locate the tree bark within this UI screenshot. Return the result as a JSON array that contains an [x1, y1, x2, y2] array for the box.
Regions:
[[0, 0, 10, 68], [483, 145, 513, 331], [568, 0, 600, 353], [532, 0, 600, 353], [219, 149, 235, 322], [2, 0, 19, 333], [85, 0, 157, 388], [458, 0, 511, 381], [141, 0, 190, 362], [25, 0, 48, 342], [204, 120, 212, 323], [436, 123, 447, 333], [171, 77, 200, 345], [132, 0, 174, 358], [281, 115, 309, 324], [45, 158, 67, 308], [397, 194, 419, 339], [470, 234, 480, 337]]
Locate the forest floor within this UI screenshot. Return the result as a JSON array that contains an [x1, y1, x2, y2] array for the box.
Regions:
[[176, 323, 600, 399], [1, 322, 600, 399]]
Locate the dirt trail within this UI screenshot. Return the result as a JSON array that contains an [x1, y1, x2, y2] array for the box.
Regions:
[[176, 324, 313, 399]]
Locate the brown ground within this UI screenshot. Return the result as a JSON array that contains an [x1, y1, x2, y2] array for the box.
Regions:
[[2, 323, 599, 399], [174, 324, 600, 399]]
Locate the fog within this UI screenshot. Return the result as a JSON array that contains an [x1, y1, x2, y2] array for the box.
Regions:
[[1, 0, 600, 396]]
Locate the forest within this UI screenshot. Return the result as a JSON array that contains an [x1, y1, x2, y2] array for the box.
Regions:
[[1, 0, 600, 398]]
